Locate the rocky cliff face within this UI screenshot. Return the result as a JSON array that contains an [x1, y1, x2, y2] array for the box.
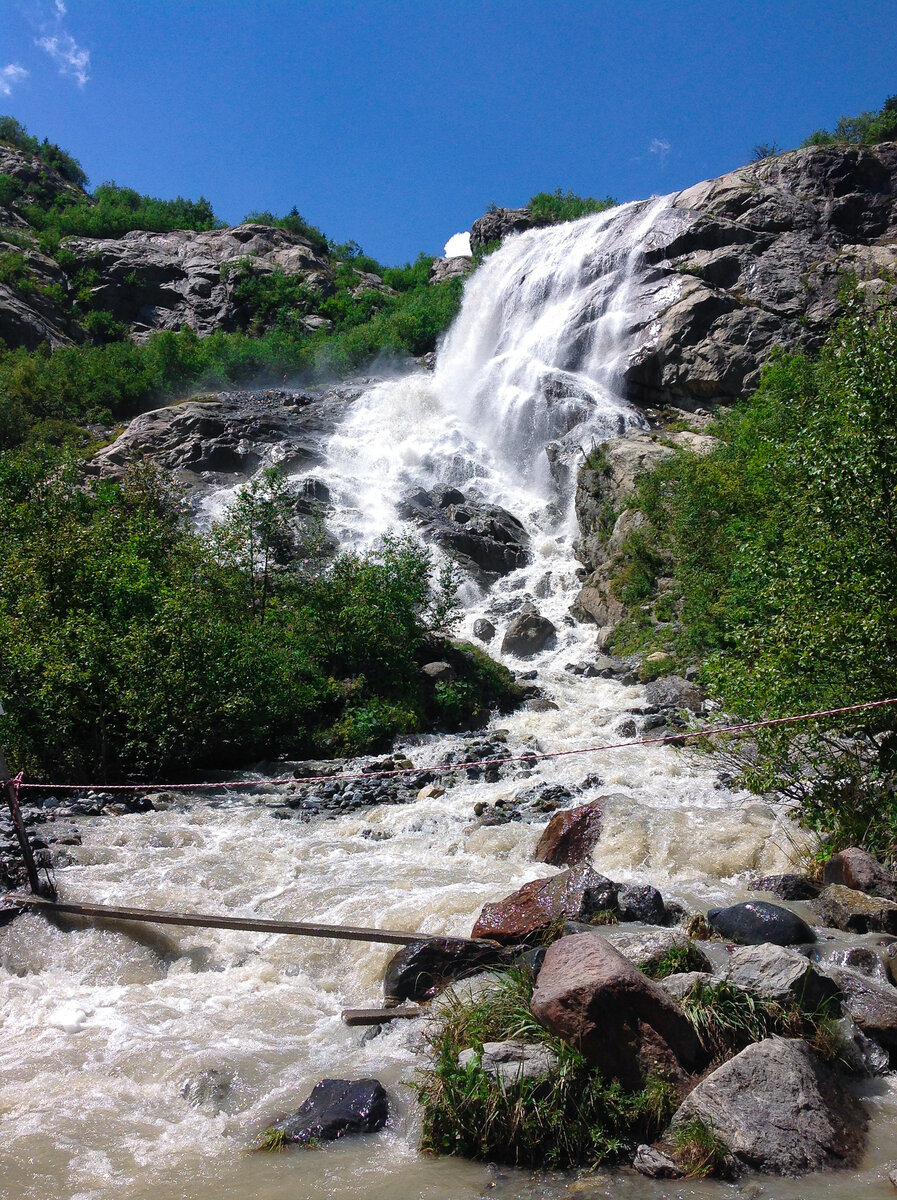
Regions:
[[63, 223, 335, 341]]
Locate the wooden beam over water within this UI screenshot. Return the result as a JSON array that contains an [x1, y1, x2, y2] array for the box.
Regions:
[[5, 893, 430, 946]]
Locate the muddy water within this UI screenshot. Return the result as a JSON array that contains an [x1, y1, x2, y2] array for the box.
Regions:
[[2, 202, 896, 1198]]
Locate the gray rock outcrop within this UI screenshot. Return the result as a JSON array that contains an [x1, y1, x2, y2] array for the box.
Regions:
[[670, 1038, 867, 1174], [398, 486, 530, 585], [469, 207, 541, 250]]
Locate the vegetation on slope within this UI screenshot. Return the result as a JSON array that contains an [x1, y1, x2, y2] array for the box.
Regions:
[[604, 296, 897, 862], [0, 452, 518, 781]]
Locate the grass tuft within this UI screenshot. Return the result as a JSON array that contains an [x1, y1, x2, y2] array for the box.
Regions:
[[255, 1126, 288, 1153], [671, 1116, 731, 1178], [639, 943, 707, 980]]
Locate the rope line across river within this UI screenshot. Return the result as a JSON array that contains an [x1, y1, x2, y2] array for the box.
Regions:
[[4, 695, 896, 793]]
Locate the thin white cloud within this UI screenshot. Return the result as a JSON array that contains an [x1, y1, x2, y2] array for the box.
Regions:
[[35, 30, 89, 85], [0, 63, 29, 97], [29, 1, 90, 86], [649, 138, 671, 163]]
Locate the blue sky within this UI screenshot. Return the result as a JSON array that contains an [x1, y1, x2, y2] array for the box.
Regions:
[[2, 1, 895, 264]]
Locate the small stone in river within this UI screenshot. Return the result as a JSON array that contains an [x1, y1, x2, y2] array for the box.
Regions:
[[473, 618, 496, 643], [416, 784, 445, 800]]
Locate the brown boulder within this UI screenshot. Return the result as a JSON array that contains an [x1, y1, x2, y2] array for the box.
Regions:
[[533, 800, 603, 866], [823, 848, 897, 902], [471, 865, 616, 945], [530, 933, 705, 1088], [809, 884, 897, 936]]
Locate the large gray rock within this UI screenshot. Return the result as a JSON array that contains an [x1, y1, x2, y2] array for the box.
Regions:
[[644, 674, 704, 714], [501, 607, 557, 658], [819, 966, 897, 1061], [429, 256, 473, 284], [398, 487, 530, 584], [722, 942, 839, 1010], [670, 1038, 867, 1174], [469, 207, 541, 250], [530, 933, 705, 1087], [602, 926, 711, 975]]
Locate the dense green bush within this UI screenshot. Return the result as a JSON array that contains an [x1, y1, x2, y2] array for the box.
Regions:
[[527, 188, 616, 224], [0, 453, 513, 781], [802, 94, 897, 147], [629, 298, 897, 861], [0, 115, 87, 186]]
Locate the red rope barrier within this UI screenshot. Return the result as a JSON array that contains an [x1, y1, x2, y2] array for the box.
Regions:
[[3, 695, 896, 794]]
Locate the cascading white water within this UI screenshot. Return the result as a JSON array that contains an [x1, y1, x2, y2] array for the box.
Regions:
[[2, 204, 895, 1200]]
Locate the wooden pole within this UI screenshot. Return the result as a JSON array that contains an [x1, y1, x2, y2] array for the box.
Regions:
[[0, 746, 54, 899], [5, 893, 434, 946]]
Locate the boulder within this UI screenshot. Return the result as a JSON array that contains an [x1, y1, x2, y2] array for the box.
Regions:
[[429, 256, 473, 284], [644, 674, 704, 714], [471, 865, 618, 945], [755, 873, 822, 901], [617, 883, 667, 925], [420, 661, 456, 685], [722, 943, 840, 1010], [670, 1038, 867, 1174], [270, 1078, 389, 1144], [533, 800, 603, 866], [501, 608, 557, 658], [472, 618, 496, 644], [457, 1040, 557, 1087], [708, 900, 815, 946], [398, 487, 530, 584], [809, 884, 897, 936], [658, 970, 714, 1001], [823, 848, 897, 902], [383, 937, 513, 1003], [632, 1143, 684, 1179], [819, 966, 897, 1060], [469, 206, 540, 250], [530, 933, 705, 1088]]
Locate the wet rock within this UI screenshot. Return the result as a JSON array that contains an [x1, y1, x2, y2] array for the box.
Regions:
[[819, 966, 897, 1060], [398, 487, 530, 583], [633, 1144, 684, 1179], [457, 1040, 557, 1087], [473, 618, 496, 643], [809, 884, 897, 936], [383, 938, 514, 1003], [670, 1038, 867, 1175], [471, 864, 618, 945], [530, 933, 705, 1088], [617, 883, 667, 925], [533, 800, 603, 866], [416, 784, 445, 801], [755, 873, 822, 901], [501, 608, 557, 658], [823, 848, 897, 902], [270, 1078, 389, 1144], [708, 900, 815, 946], [819, 945, 892, 985], [833, 1014, 892, 1076], [180, 1068, 234, 1112], [722, 943, 840, 1010], [644, 674, 704, 714]]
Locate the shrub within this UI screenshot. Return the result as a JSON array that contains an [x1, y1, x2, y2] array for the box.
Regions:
[[527, 188, 616, 224]]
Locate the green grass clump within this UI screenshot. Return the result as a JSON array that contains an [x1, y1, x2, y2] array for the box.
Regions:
[[680, 979, 841, 1065], [416, 969, 677, 1168], [640, 943, 707, 980], [255, 1126, 288, 1153], [671, 1116, 730, 1178]]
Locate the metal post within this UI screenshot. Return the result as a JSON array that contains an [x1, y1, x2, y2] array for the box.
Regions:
[[0, 743, 55, 899]]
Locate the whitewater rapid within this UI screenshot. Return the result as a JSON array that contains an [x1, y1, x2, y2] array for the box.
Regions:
[[2, 201, 894, 1200]]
